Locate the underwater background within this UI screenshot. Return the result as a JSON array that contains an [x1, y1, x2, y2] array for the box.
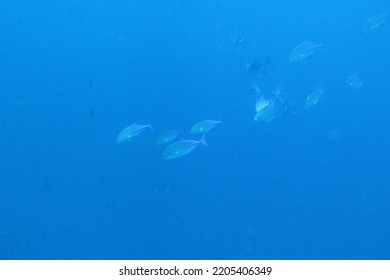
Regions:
[[0, 0, 389, 259]]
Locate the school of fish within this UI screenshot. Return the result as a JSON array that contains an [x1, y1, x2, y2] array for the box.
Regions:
[[117, 12, 387, 160]]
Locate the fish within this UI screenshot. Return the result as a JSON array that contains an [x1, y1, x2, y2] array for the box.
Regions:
[[305, 88, 324, 110], [346, 72, 362, 90], [361, 13, 388, 34], [253, 93, 292, 122], [251, 84, 261, 96], [272, 91, 301, 117], [255, 96, 271, 112], [282, 100, 300, 116], [88, 107, 95, 118], [245, 54, 272, 76], [163, 134, 208, 160], [272, 86, 285, 98], [253, 99, 279, 122], [230, 33, 244, 48], [156, 130, 180, 145], [116, 123, 153, 143], [289, 40, 323, 62], [190, 119, 221, 134]]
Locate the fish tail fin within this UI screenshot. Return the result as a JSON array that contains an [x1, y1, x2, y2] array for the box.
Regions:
[[147, 120, 153, 130], [200, 134, 208, 147], [265, 53, 273, 65]]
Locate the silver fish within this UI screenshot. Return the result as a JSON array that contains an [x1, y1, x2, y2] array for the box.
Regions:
[[346, 72, 362, 90], [282, 99, 301, 116], [251, 84, 261, 96], [116, 123, 152, 143], [289, 40, 323, 62], [305, 88, 324, 110], [255, 89, 300, 119], [362, 13, 388, 34], [156, 130, 180, 145], [272, 86, 285, 98], [190, 120, 221, 134], [253, 100, 278, 122], [163, 135, 208, 160], [255, 96, 271, 112], [230, 33, 244, 48]]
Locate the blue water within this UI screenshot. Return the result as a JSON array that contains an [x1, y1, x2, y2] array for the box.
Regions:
[[0, 0, 389, 260]]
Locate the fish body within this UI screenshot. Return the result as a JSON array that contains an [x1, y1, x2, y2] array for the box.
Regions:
[[255, 96, 271, 112], [254, 93, 295, 122], [156, 130, 180, 145], [245, 62, 264, 75], [289, 40, 323, 62], [362, 13, 388, 33], [305, 88, 324, 110], [272, 86, 285, 98], [283, 100, 300, 116], [190, 120, 221, 134], [163, 135, 208, 160], [245, 55, 271, 76], [230, 33, 244, 48], [346, 73, 362, 90], [116, 123, 152, 143], [251, 84, 261, 96], [253, 100, 278, 122]]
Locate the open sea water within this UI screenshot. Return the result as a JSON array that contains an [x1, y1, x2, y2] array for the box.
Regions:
[[0, 0, 389, 259]]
